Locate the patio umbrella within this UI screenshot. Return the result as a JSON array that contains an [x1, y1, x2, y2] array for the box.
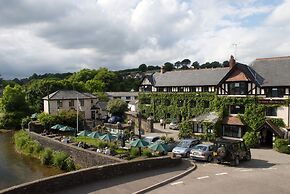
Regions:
[[88, 131, 102, 139], [99, 133, 115, 142], [129, 139, 149, 148], [77, 130, 91, 137], [51, 124, 65, 130], [148, 141, 168, 153], [59, 126, 76, 132]]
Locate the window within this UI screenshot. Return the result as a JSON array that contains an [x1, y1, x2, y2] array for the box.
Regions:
[[190, 87, 196, 92], [178, 87, 184, 92], [69, 100, 74, 107], [229, 105, 245, 114], [126, 96, 131, 100], [80, 99, 84, 106], [266, 88, 284, 97], [189, 100, 196, 108], [223, 125, 241, 138], [57, 100, 63, 108], [164, 99, 171, 106], [204, 101, 210, 108], [194, 123, 204, 133], [91, 99, 94, 104], [177, 100, 184, 107], [228, 82, 248, 95], [266, 107, 277, 116], [202, 87, 209, 92]]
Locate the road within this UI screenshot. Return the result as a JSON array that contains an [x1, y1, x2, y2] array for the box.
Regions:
[[150, 149, 290, 194]]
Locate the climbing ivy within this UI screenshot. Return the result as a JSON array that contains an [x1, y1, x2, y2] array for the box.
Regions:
[[138, 92, 287, 137]]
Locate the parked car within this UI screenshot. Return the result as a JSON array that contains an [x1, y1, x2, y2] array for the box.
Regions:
[[172, 138, 200, 157], [190, 143, 214, 162], [143, 136, 160, 144], [213, 137, 251, 166], [169, 120, 178, 130], [108, 116, 122, 124]]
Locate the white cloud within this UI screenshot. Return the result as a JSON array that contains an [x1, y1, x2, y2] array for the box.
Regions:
[[0, 0, 290, 79]]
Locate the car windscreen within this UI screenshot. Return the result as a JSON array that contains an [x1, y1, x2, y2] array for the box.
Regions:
[[177, 141, 191, 148], [193, 145, 207, 151]]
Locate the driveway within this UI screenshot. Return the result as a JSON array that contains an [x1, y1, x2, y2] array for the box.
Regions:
[[150, 149, 290, 194]]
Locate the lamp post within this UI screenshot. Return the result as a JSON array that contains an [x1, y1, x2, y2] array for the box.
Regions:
[[138, 111, 142, 156]]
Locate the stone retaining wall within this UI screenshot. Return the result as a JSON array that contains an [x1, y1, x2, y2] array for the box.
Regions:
[[1, 157, 181, 194], [29, 132, 125, 168]]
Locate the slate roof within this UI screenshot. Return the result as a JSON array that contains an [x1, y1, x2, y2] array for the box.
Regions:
[[96, 101, 108, 110], [43, 90, 97, 100], [106, 92, 139, 97], [250, 56, 290, 87], [151, 68, 229, 87], [222, 116, 245, 126]]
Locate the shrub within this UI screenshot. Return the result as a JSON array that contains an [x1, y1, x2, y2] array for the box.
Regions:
[[41, 148, 54, 165], [130, 148, 139, 158], [64, 157, 76, 171], [21, 116, 31, 129], [274, 139, 290, 154], [243, 131, 259, 148], [53, 151, 69, 170], [142, 149, 153, 157]]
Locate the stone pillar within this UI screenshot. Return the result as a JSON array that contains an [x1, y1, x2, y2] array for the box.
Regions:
[[147, 117, 153, 133]]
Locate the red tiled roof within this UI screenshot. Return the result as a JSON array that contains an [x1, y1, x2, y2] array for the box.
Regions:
[[222, 116, 245, 126]]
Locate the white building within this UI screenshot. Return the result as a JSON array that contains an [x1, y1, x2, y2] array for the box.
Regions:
[[105, 91, 138, 103], [43, 90, 98, 120]]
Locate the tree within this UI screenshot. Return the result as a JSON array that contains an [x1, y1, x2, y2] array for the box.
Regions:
[[107, 99, 128, 116], [191, 61, 200, 69], [1, 85, 28, 112], [163, 62, 174, 71], [138, 64, 147, 72], [94, 68, 117, 91], [181, 59, 191, 69], [69, 69, 97, 82], [222, 60, 229, 67], [174, 61, 181, 69], [85, 80, 105, 93]]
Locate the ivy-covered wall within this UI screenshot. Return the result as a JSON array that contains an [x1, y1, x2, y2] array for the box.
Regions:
[[138, 92, 287, 134]]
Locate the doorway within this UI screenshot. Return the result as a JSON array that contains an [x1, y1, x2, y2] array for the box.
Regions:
[[260, 126, 273, 147]]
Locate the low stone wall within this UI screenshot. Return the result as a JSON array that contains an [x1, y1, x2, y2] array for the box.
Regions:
[[1, 156, 181, 194], [29, 132, 125, 168]]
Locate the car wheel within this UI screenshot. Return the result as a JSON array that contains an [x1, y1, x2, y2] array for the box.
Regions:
[[234, 157, 239, 166], [186, 152, 190, 158], [245, 154, 251, 161], [207, 155, 212, 162]]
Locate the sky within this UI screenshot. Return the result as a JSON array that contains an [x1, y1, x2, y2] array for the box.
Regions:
[[1, 0, 290, 79]]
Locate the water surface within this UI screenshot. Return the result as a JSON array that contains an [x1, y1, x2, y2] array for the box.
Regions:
[[0, 132, 62, 190]]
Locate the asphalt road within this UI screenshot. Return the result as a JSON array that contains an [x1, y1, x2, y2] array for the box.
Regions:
[[150, 149, 290, 194]]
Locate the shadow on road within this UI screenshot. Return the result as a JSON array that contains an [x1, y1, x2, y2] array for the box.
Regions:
[[238, 159, 275, 168], [56, 160, 192, 194]]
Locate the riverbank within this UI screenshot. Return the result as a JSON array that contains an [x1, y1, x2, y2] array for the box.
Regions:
[[0, 129, 12, 133], [0, 132, 62, 190]]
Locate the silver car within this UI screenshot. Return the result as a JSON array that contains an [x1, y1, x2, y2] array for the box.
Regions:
[[190, 144, 214, 162], [172, 139, 200, 157]]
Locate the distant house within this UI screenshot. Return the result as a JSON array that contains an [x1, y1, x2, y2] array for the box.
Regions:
[[105, 91, 138, 103], [42, 90, 98, 120], [128, 100, 138, 112], [95, 101, 108, 120]]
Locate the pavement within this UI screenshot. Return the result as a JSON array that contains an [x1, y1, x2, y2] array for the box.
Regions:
[[55, 160, 193, 194], [150, 148, 290, 194], [143, 123, 179, 140]]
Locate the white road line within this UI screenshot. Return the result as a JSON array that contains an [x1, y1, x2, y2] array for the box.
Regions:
[[170, 181, 184, 186], [262, 167, 277, 170], [240, 169, 253, 172], [215, 172, 228, 176], [197, 176, 210, 180]]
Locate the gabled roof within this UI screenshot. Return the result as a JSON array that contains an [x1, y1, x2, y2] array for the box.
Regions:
[[250, 56, 290, 87], [222, 116, 245, 126], [217, 63, 261, 86], [257, 119, 286, 137], [152, 68, 229, 87], [42, 90, 97, 100]]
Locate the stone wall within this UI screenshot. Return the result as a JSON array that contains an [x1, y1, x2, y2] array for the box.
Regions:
[[1, 157, 181, 194], [29, 132, 125, 168], [126, 112, 153, 133]]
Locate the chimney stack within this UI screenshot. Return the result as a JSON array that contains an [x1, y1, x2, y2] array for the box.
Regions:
[[160, 65, 165, 74], [229, 55, 236, 68]]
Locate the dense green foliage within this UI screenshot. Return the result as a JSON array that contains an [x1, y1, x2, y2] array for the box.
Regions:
[[243, 131, 260, 148], [107, 99, 128, 116], [14, 131, 76, 171], [38, 110, 84, 130], [139, 93, 286, 140], [274, 138, 290, 154]]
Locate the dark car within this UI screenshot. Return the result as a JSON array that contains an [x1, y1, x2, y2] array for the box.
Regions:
[[213, 137, 251, 166], [108, 116, 122, 124]]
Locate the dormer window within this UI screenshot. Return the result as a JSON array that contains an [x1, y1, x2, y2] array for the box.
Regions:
[[228, 82, 247, 95]]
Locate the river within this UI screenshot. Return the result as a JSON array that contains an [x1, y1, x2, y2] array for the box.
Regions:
[[0, 131, 62, 190]]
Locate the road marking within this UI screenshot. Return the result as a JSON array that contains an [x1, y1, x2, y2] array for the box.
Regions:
[[197, 176, 210, 180], [170, 181, 184, 186], [262, 167, 277, 170], [215, 172, 228, 176], [240, 169, 253, 172]]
